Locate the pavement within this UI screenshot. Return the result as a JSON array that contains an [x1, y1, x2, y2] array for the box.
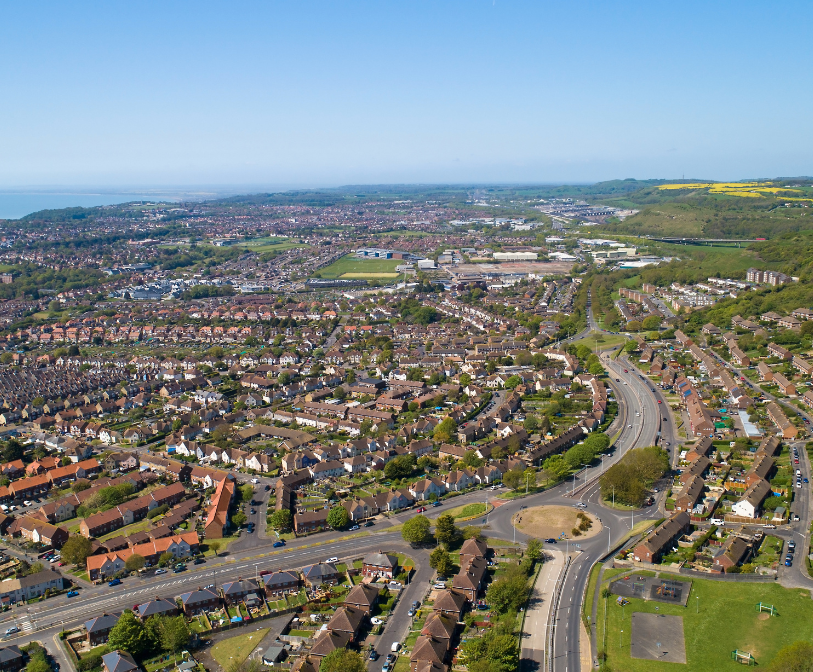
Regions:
[[520, 550, 565, 671]]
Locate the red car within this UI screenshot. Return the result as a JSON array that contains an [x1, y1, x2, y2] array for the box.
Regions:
[[658, 400, 662, 404], [417, 507, 426, 513], [624, 369, 628, 373]]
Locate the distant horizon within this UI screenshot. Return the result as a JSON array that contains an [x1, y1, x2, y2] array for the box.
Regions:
[[3, 3, 813, 186]]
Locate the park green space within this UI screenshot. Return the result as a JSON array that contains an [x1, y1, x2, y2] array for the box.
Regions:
[[596, 573, 813, 671], [443, 502, 489, 520], [572, 331, 628, 352], [210, 628, 269, 667], [316, 254, 404, 279], [227, 237, 306, 253]]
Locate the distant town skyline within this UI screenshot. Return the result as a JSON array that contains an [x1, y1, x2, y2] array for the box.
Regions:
[[2, 1, 812, 186]]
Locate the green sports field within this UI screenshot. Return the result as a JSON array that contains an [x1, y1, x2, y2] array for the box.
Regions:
[[316, 254, 404, 279]]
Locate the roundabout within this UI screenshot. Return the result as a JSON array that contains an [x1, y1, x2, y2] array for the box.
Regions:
[[512, 504, 603, 541]]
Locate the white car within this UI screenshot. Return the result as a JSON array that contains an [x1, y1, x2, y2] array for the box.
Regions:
[[23, 501, 31, 507], [371, 617, 384, 625], [433, 583, 446, 589], [326, 557, 338, 563]]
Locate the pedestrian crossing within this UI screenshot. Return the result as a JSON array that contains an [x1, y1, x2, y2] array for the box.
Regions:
[[19, 618, 33, 632]]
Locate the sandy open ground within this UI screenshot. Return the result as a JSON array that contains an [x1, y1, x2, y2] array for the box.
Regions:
[[513, 505, 602, 540]]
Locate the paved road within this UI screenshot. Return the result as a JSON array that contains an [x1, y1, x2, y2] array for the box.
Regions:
[[542, 304, 674, 672], [368, 550, 433, 672], [520, 550, 565, 671]]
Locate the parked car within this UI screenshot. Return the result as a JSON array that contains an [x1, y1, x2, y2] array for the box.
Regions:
[[416, 507, 426, 513], [273, 541, 285, 548], [349, 525, 359, 530], [364, 521, 375, 527], [66, 590, 79, 598], [155, 568, 167, 575], [431, 501, 442, 507], [368, 650, 378, 661], [370, 617, 383, 625], [108, 579, 122, 587], [194, 557, 206, 565], [326, 557, 339, 563]]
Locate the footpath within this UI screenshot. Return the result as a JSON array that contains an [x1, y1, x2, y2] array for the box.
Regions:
[[520, 550, 565, 671]]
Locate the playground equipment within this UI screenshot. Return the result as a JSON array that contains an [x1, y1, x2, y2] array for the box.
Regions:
[[656, 581, 678, 599], [731, 650, 755, 665], [616, 597, 629, 607], [755, 602, 777, 616]]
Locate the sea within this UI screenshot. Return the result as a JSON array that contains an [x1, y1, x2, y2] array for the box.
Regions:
[[0, 190, 195, 220]]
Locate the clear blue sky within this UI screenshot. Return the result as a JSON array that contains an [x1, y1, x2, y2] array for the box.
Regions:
[[2, 1, 812, 188]]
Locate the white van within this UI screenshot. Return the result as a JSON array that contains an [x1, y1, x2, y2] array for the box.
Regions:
[[391, 642, 401, 652], [710, 518, 725, 526]]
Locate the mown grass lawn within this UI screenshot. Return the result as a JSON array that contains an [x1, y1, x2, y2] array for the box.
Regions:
[[210, 628, 269, 668], [316, 254, 402, 279], [599, 575, 813, 671], [444, 502, 488, 520]]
